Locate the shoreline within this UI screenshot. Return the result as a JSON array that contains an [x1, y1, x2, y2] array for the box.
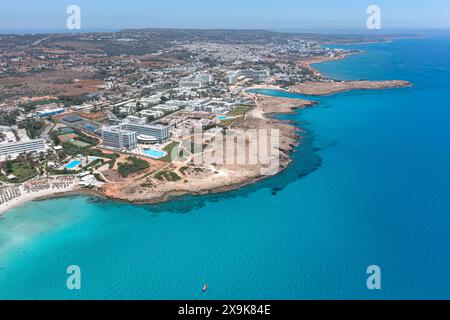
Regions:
[[0, 189, 81, 216], [288, 79, 411, 96], [96, 92, 313, 206], [0, 94, 312, 215], [0, 48, 411, 216], [246, 51, 411, 97], [0, 178, 81, 216], [245, 80, 412, 98], [297, 52, 412, 95], [301, 51, 362, 78]]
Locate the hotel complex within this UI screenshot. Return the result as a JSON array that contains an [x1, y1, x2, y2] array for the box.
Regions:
[[102, 121, 169, 150], [0, 139, 46, 160], [0, 29, 345, 191], [102, 127, 138, 150], [227, 69, 270, 84], [119, 123, 169, 143], [179, 73, 213, 89]]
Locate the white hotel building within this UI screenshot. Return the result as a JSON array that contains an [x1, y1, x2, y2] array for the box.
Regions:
[[0, 139, 46, 161], [102, 127, 138, 150], [102, 121, 169, 150], [227, 69, 270, 84]]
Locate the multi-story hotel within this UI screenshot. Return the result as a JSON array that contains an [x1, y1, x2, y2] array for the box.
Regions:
[[179, 73, 213, 89], [102, 121, 169, 150], [119, 122, 169, 144], [102, 127, 138, 150], [227, 69, 270, 84], [0, 139, 46, 160]]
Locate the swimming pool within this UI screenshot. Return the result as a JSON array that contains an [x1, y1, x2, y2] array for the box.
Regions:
[[84, 124, 98, 131], [143, 149, 167, 159], [65, 160, 82, 170], [218, 115, 233, 121]]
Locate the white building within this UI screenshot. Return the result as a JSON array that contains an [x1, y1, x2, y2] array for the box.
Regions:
[[102, 127, 138, 150], [227, 69, 270, 84], [139, 94, 163, 107], [152, 104, 180, 113], [179, 80, 203, 89], [139, 110, 164, 119], [120, 122, 169, 144], [125, 115, 148, 125], [0, 139, 46, 160], [179, 73, 213, 89]]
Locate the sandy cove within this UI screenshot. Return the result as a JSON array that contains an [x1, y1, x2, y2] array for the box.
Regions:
[[291, 52, 412, 95], [0, 178, 81, 216], [298, 52, 361, 78], [245, 52, 411, 97]]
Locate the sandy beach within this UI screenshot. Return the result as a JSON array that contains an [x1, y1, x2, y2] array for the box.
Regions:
[[0, 177, 81, 216], [298, 52, 361, 77]]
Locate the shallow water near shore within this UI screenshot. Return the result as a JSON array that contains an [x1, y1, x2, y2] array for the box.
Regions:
[[1, 35, 450, 299]]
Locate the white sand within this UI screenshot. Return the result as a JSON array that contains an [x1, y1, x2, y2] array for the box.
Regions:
[[0, 181, 81, 216]]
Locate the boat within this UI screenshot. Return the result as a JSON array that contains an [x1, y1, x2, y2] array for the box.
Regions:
[[202, 284, 208, 292]]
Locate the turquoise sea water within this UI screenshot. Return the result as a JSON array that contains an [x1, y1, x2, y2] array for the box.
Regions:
[[1, 34, 450, 299]]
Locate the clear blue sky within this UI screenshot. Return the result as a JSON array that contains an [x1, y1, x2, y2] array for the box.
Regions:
[[0, 0, 449, 31]]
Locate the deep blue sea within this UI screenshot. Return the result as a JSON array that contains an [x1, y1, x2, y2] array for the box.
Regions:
[[1, 34, 450, 300]]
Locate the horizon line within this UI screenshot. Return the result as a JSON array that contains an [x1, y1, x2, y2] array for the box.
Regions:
[[1, 26, 448, 36]]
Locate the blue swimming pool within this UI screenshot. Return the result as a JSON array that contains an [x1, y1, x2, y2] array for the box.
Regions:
[[84, 124, 97, 131], [65, 160, 82, 170], [218, 115, 233, 121], [143, 149, 167, 159]]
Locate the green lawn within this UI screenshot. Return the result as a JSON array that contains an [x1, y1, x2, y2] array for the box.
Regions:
[[154, 171, 181, 182], [160, 142, 181, 162], [227, 105, 253, 117], [118, 156, 150, 177], [218, 106, 254, 128], [219, 118, 236, 128], [0, 162, 38, 183]]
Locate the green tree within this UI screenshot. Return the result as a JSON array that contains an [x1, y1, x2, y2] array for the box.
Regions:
[[5, 159, 13, 173]]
